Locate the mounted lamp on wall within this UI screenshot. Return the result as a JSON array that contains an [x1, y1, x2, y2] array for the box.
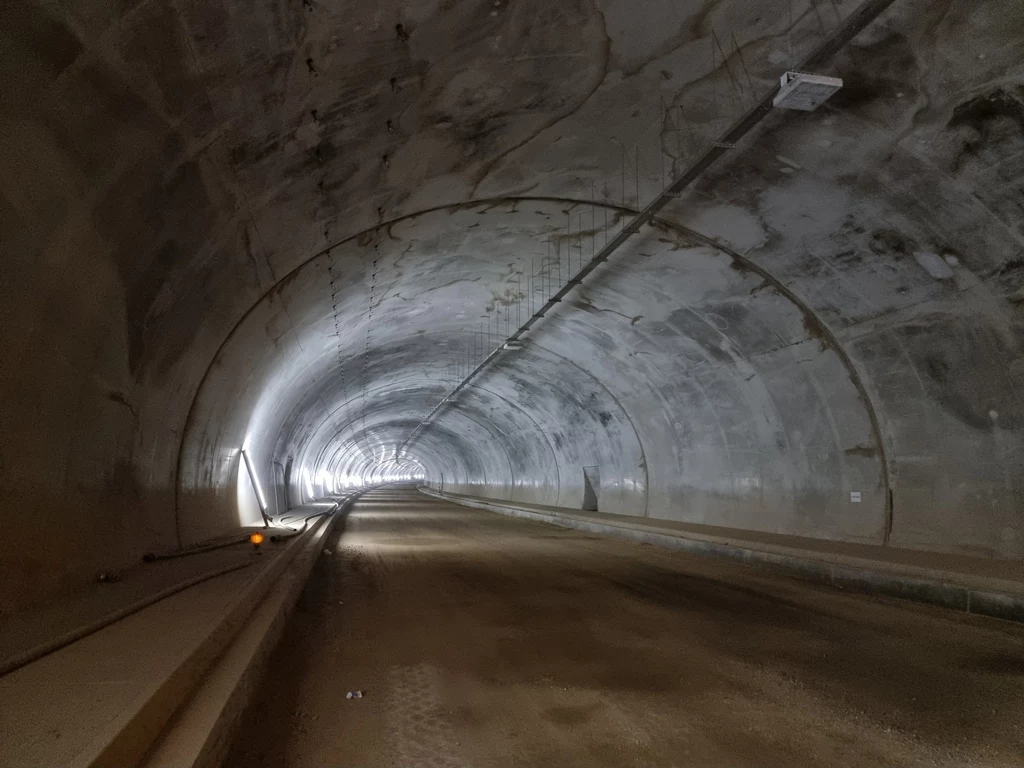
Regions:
[[241, 448, 271, 527], [773, 71, 844, 111]]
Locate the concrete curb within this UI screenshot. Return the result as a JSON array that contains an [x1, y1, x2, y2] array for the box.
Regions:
[[0, 561, 252, 678], [70, 499, 347, 768], [421, 488, 1024, 624], [140, 491, 364, 768]]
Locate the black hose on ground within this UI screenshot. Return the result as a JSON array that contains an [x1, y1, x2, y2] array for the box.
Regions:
[[144, 494, 358, 556], [270, 504, 339, 542], [143, 536, 251, 562]]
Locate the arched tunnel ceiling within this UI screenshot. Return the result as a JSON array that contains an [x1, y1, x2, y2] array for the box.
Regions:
[[1, 0, 1023, 612]]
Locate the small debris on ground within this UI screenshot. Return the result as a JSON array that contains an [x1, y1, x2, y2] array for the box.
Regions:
[[323, 549, 332, 556], [346, 690, 364, 699]]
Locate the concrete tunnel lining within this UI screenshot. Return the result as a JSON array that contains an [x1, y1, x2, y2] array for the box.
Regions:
[[176, 196, 888, 550], [1, 0, 1023, 616], [289, 337, 651, 512]]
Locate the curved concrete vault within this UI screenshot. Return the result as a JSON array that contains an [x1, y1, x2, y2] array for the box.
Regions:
[[2, 0, 1023, 614]]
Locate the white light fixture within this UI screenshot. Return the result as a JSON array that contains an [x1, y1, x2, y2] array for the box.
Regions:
[[240, 449, 270, 525], [773, 71, 843, 111]]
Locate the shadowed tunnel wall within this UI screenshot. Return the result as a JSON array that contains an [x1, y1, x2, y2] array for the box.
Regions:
[[1, 0, 1022, 615]]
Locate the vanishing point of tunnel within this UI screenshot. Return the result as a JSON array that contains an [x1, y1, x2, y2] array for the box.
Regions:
[[1, 1, 1023, 766]]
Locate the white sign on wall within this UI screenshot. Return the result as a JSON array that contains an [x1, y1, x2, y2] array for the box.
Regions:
[[850, 491, 862, 503]]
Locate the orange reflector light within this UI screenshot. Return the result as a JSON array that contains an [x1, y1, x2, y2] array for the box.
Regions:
[[250, 532, 265, 546]]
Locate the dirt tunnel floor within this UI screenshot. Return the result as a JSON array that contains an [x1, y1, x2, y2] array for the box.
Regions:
[[226, 488, 1024, 767]]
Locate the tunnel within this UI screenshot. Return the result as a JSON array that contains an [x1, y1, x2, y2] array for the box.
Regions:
[[2, 0, 1024, 766]]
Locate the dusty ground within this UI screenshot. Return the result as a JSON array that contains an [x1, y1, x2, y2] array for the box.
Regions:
[[226, 488, 1024, 767]]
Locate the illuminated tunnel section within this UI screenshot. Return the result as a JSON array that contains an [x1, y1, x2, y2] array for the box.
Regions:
[[2, 0, 1023, 616], [179, 201, 883, 550], [177, 191, 1023, 566]]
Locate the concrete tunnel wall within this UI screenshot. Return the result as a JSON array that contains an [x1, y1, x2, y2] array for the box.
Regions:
[[181, 206, 885, 546], [1, 0, 1023, 616]]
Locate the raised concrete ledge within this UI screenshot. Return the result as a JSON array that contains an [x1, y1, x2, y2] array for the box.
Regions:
[[0, 559, 253, 678], [140, 494, 357, 768], [0, 495, 360, 768], [70, 512, 337, 768], [420, 488, 1024, 624]]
